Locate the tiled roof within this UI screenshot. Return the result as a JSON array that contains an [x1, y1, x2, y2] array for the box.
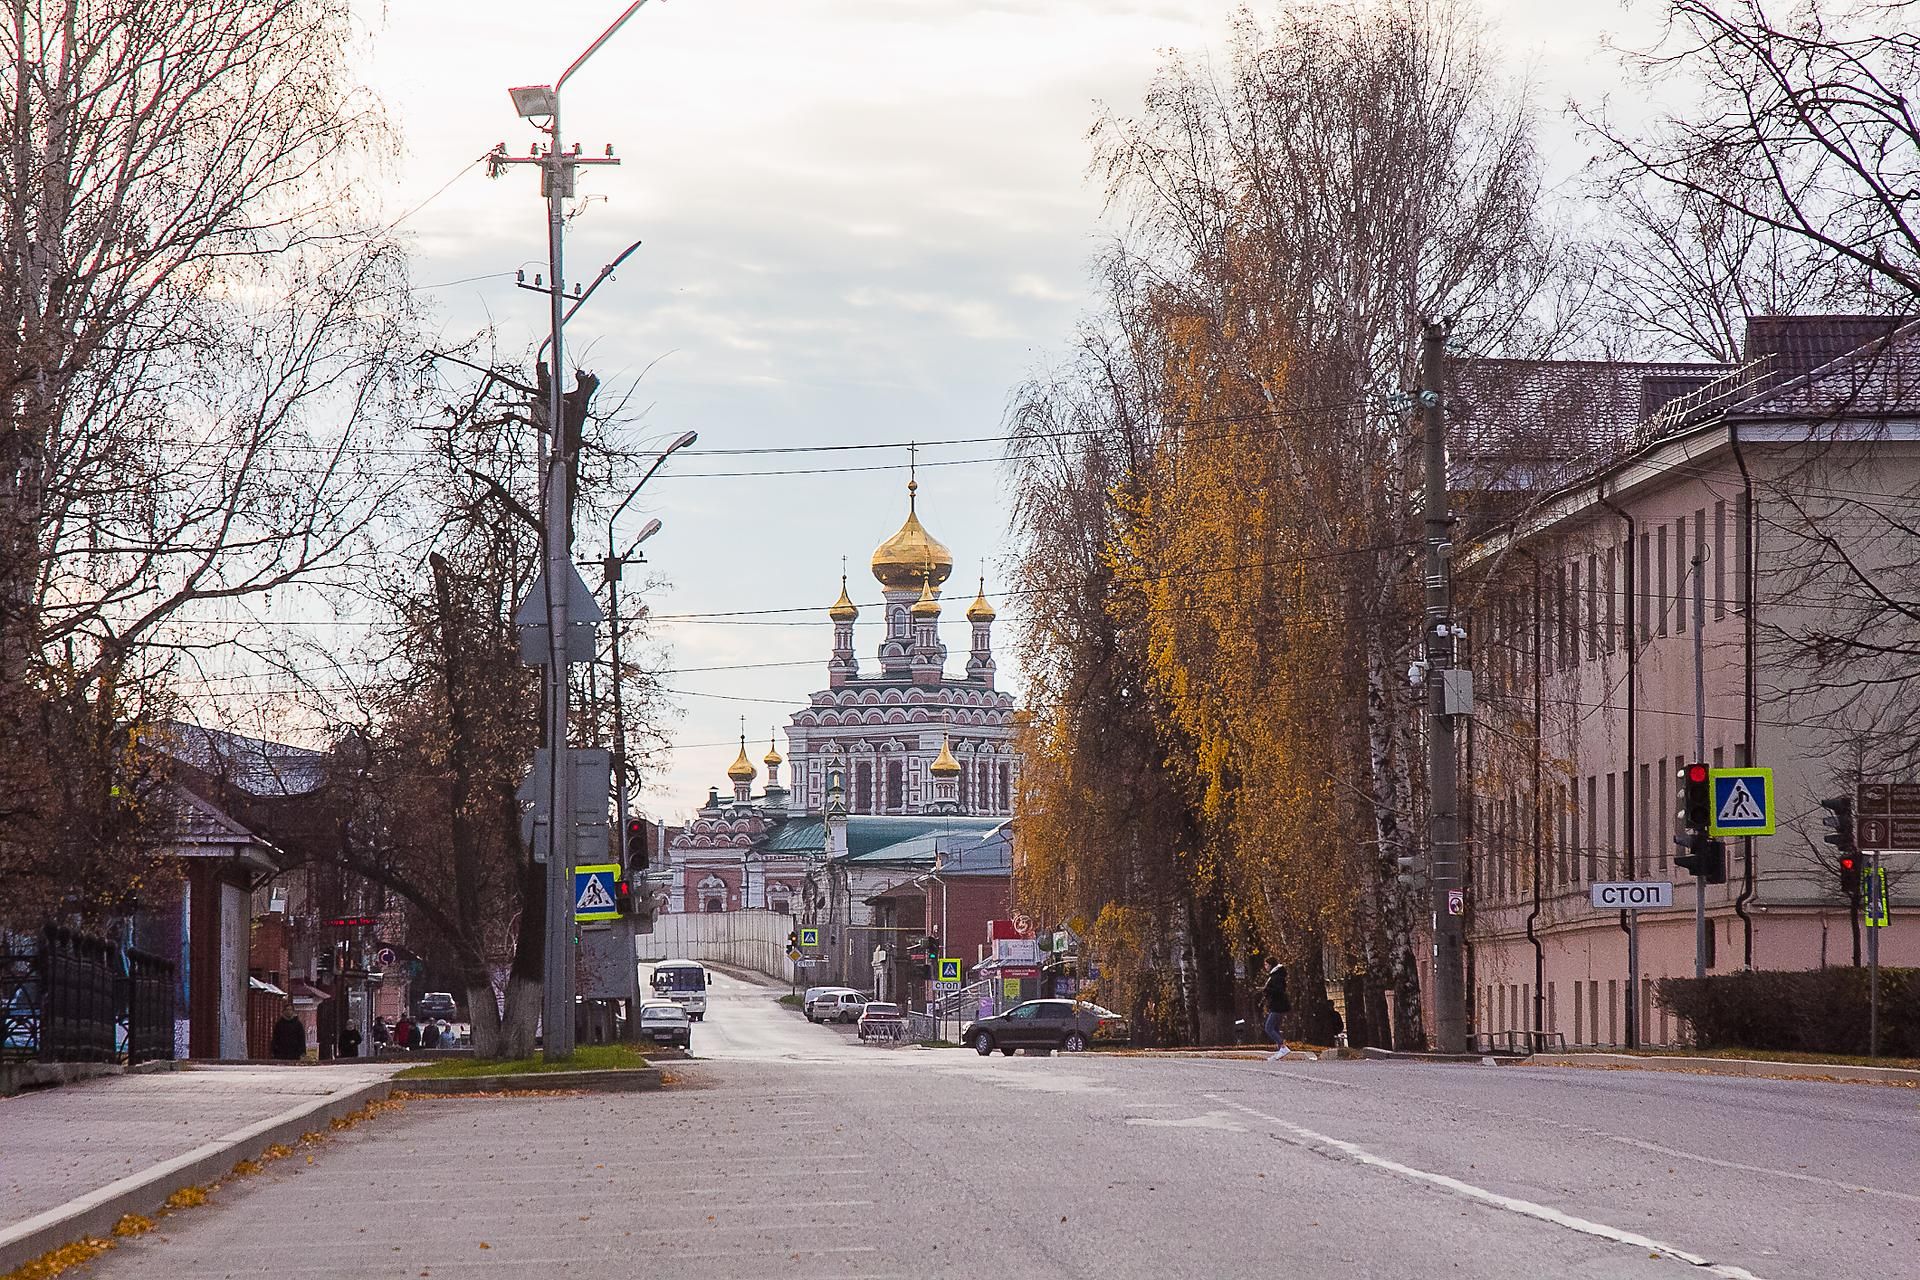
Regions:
[[761, 814, 1005, 864], [153, 720, 329, 797]]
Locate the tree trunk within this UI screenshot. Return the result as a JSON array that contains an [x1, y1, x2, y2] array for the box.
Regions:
[[495, 857, 547, 1059], [1366, 630, 1428, 1051]]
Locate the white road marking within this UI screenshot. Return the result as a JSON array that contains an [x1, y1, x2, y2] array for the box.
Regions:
[[1208, 1094, 1769, 1280], [1124, 1110, 1247, 1132], [1604, 1132, 1920, 1205]]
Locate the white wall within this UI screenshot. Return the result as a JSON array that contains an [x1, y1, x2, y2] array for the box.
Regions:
[[639, 909, 795, 984]]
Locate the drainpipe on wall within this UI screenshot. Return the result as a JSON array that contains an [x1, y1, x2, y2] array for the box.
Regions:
[[1728, 424, 1759, 967], [1598, 485, 1639, 1049], [1518, 548, 1545, 1042]]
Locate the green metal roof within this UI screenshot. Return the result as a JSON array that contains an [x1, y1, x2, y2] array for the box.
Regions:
[[761, 814, 1004, 864]]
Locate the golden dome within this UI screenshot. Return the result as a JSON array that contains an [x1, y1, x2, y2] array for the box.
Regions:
[[828, 574, 858, 623], [870, 480, 952, 591], [966, 577, 996, 623], [930, 735, 961, 777], [910, 577, 941, 618], [726, 738, 757, 782], [764, 735, 784, 767]]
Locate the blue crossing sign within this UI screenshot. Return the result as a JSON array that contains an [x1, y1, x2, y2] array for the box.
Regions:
[[1707, 767, 1775, 837], [573, 863, 621, 922], [799, 927, 820, 948]]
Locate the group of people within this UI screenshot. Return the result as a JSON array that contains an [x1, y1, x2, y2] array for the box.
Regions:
[[371, 1015, 460, 1051]]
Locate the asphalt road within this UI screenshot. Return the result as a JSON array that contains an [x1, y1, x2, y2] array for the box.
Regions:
[[82, 968, 1920, 1280]]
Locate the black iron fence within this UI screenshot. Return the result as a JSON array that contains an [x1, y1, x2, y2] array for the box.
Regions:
[[0, 926, 176, 1065]]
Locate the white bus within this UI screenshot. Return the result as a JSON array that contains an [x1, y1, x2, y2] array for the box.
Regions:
[[648, 959, 708, 1020]]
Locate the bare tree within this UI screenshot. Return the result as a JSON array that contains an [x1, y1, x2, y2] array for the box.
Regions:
[[0, 0, 420, 919], [1585, 0, 1920, 311]]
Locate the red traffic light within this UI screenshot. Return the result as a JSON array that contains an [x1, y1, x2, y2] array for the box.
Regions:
[[1840, 855, 1857, 871], [1685, 763, 1709, 784], [626, 818, 644, 838]]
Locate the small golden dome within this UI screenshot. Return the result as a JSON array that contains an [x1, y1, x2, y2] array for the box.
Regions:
[[966, 577, 996, 623], [828, 574, 858, 623], [930, 735, 961, 777], [726, 739, 757, 782], [764, 735, 783, 767], [870, 480, 953, 591], [910, 578, 941, 617]]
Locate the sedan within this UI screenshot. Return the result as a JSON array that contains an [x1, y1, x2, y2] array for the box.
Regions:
[[638, 1001, 691, 1050], [856, 1002, 905, 1041], [962, 999, 1130, 1056]]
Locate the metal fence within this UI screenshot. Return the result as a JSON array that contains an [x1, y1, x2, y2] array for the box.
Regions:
[[0, 927, 176, 1065]]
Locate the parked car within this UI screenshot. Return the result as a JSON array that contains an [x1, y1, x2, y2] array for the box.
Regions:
[[807, 990, 868, 1024], [962, 999, 1130, 1056], [856, 1001, 905, 1041], [416, 991, 458, 1021], [638, 1001, 691, 1050]]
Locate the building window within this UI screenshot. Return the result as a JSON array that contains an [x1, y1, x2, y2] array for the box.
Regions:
[[855, 761, 873, 814], [886, 759, 904, 811], [704, 897, 723, 913], [1586, 553, 1599, 659], [1000, 763, 1012, 812], [1637, 763, 1650, 876], [958, 760, 969, 810], [1606, 771, 1617, 880], [1656, 756, 1669, 869], [1604, 546, 1617, 653], [1586, 774, 1598, 882], [1564, 561, 1578, 669], [1656, 524, 1668, 636], [1733, 493, 1749, 614], [1639, 532, 1652, 641], [1713, 500, 1727, 618]]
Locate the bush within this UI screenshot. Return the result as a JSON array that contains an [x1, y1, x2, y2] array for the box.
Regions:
[[1655, 968, 1920, 1057]]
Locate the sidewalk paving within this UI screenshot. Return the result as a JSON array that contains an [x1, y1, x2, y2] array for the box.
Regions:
[[0, 1062, 404, 1272]]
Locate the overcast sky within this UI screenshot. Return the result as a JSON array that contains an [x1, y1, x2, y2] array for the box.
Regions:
[[345, 0, 1656, 819]]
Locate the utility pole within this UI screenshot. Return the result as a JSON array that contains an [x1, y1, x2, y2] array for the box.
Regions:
[[1692, 537, 1708, 980], [1421, 319, 1469, 1054], [494, 1, 651, 1061]]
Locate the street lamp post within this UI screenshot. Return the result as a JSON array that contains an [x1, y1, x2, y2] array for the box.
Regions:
[[499, 0, 656, 1062]]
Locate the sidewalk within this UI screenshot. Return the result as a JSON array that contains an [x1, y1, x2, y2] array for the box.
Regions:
[[0, 1062, 403, 1272]]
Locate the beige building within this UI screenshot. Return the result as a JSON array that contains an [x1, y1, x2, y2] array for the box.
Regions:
[[1457, 317, 1920, 1047]]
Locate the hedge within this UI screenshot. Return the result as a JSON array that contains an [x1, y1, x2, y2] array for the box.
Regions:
[[1654, 968, 1920, 1058]]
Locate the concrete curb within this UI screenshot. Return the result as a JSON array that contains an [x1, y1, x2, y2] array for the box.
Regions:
[[1527, 1051, 1920, 1087], [392, 1067, 664, 1096], [0, 1059, 179, 1098], [0, 1076, 395, 1275], [1361, 1047, 1530, 1065]]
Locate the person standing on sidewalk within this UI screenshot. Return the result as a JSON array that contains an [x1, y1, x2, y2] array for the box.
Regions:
[[1261, 959, 1290, 1061], [270, 1009, 306, 1061]]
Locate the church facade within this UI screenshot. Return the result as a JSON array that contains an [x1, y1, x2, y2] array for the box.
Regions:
[[665, 479, 1019, 917]]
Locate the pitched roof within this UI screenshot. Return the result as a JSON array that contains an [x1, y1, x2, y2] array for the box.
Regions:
[[154, 720, 329, 797], [762, 814, 1005, 864]]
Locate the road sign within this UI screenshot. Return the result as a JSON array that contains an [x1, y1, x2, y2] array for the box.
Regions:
[[800, 927, 820, 948], [573, 863, 621, 922], [786, 948, 800, 961], [1707, 767, 1775, 836], [1857, 782, 1920, 849], [376, 947, 396, 968], [937, 957, 962, 982], [934, 980, 961, 994], [1446, 889, 1464, 916], [1865, 866, 1890, 928], [1590, 881, 1675, 909]]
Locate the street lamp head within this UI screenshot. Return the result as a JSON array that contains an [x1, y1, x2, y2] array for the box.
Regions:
[[509, 84, 557, 119], [632, 518, 663, 547], [668, 429, 698, 454]]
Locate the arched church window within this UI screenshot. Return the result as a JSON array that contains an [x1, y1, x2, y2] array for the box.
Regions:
[[886, 759, 904, 811], [704, 897, 723, 913], [1000, 762, 1012, 812], [855, 761, 874, 814]]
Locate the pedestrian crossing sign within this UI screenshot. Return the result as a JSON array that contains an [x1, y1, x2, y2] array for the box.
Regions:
[[1707, 768, 1775, 837], [937, 957, 962, 983], [800, 927, 820, 948], [573, 863, 621, 921]]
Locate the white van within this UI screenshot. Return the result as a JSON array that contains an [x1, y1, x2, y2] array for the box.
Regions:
[[649, 960, 709, 1020]]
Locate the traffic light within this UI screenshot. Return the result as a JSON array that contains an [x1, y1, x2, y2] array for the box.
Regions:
[[615, 878, 634, 916], [1678, 762, 1711, 829], [625, 818, 650, 871], [788, 930, 799, 950], [1819, 796, 1860, 897]]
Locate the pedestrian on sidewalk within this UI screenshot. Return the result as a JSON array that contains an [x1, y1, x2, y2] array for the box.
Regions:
[[1261, 959, 1290, 1061], [371, 1017, 390, 1048], [419, 1018, 441, 1050], [270, 1009, 306, 1061], [338, 1024, 362, 1058], [393, 1015, 416, 1052]]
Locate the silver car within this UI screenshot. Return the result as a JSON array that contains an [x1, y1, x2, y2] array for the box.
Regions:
[[638, 1001, 691, 1050], [806, 989, 868, 1023]]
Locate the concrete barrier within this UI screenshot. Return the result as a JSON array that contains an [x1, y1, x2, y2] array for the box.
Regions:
[[639, 909, 795, 984]]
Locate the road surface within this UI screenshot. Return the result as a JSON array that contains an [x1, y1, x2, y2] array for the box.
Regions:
[[82, 966, 1920, 1279]]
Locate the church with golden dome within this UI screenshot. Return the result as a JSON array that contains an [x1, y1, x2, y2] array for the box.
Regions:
[[660, 479, 1018, 918]]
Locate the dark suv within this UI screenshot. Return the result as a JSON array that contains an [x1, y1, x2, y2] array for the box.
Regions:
[[416, 992, 457, 1021], [962, 1000, 1129, 1056]]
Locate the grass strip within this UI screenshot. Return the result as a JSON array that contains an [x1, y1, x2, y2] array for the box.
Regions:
[[393, 1042, 649, 1080]]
